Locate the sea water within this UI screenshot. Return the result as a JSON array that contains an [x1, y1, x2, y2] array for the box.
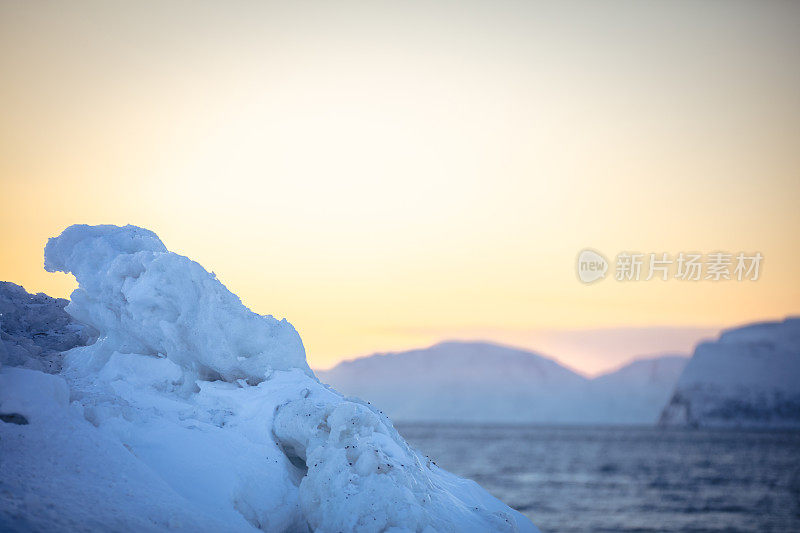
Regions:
[[397, 424, 800, 532]]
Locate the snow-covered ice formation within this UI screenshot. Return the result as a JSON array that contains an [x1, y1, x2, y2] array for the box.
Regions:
[[659, 317, 800, 428], [1, 224, 538, 532], [43, 224, 310, 383]]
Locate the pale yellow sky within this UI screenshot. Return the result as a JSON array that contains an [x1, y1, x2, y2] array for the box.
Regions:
[[1, 1, 799, 373]]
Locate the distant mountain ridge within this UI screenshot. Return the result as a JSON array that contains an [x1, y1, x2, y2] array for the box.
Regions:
[[322, 341, 586, 386], [318, 341, 688, 425]]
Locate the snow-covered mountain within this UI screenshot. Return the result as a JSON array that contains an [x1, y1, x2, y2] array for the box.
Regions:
[[0, 224, 538, 532], [318, 343, 688, 424], [319, 342, 588, 424], [659, 318, 800, 428], [585, 354, 688, 424]]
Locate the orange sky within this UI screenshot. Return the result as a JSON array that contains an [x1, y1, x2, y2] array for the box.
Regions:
[[1, 1, 799, 374]]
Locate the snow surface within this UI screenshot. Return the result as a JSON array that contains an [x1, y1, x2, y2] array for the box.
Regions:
[[659, 317, 800, 428], [1, 224, 538, 532], [318, 342, 687, 424], [0, 366, 238, 532]]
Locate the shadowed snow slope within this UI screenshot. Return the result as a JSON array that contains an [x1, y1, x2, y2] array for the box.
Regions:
[[659, 317, 800, 428], [1, 224, 538, 533], [0, 281, 93, 373], [318, 342, 687, 424]]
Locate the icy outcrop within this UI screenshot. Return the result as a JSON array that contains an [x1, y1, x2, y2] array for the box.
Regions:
[[659, 318, 800, 428], [2, 224, 538, 532], [0, 281, 93, 373], [44, 224, 310, 382]]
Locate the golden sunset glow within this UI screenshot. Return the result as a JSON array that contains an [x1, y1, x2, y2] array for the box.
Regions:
[[2, 1, 799, 374]]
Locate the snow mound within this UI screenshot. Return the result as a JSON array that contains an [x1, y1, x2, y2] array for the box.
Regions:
[[1, 224, 538, 532], [274, 395, 526, 532], [44, 224, 310, 382]]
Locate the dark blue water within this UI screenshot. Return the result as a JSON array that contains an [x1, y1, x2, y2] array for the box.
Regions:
[[396, 424, 800, 532]]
